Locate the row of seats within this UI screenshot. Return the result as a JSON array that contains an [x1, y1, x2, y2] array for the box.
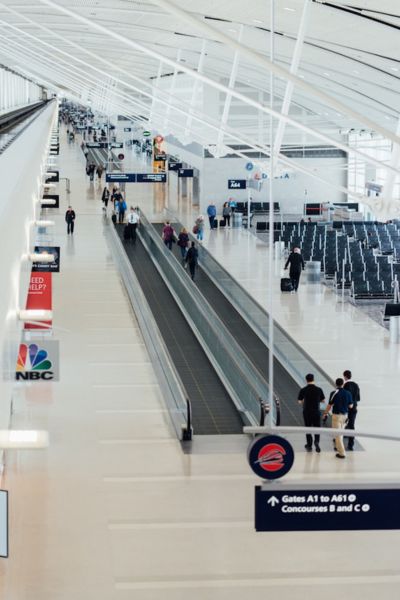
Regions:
[[235, 201, 280, 215]]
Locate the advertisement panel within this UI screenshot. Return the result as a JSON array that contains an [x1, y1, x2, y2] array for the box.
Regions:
[[24, 272, 52, 330], [16, 341, 59, 382], [31, 246, 60, 273], [42, 194, 60, 209]]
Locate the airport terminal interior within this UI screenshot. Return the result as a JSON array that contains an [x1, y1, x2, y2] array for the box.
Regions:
[[1, 0, 400, 598]]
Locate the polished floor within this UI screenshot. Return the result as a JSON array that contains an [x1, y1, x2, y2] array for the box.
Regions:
[[0, 132, 399, 599]]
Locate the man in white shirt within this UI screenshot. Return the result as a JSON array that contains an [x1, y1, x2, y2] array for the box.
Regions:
[[126, 207, 140, 243]]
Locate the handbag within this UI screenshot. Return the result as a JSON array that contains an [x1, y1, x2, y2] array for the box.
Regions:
[[192, 225, 198, 234]]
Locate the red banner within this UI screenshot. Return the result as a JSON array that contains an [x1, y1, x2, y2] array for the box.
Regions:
[[25, 272, 52, 330]]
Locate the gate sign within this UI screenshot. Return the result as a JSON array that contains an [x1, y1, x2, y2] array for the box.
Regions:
[[168, 161, 182, 171], [178, 169, 194, 178], [106, 172, 136, 183], [0, 490, 8, 558], [228, 179, 247, 190], [137, 173, 167, 183], [248, 435, 294, 480], [42, 194, 60, 209], [255, 483, 400, 532]]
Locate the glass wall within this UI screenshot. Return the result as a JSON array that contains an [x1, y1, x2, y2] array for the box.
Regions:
[[0, 66, 42, 114]]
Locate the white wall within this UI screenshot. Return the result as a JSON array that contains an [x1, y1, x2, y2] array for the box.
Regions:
[[0, 101, 57, 441], [201, 156, 347, 215]]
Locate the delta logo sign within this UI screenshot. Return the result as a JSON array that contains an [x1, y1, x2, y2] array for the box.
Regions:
[[15, 342, 59, 381], [248, 435, 295, 480]]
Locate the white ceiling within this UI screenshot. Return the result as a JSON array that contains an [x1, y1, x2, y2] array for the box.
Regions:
[[0, 0, 399, 151]]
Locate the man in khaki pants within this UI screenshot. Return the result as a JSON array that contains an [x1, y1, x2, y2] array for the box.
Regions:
[[322, 378, 353, 459]]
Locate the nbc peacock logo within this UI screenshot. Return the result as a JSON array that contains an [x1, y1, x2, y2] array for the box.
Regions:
[[16, 343, 54, 381]]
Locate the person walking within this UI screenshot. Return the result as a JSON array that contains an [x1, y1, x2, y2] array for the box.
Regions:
[[87, 162, 96, 182], [207, 203, 217, 228], [284, 247, 305, 292], [298, 373, 325, 453], [185, 241, 199, 281], [177, 227, 189, 261], [96, 165, 104, 180], [118, 197, 127, 223], [126, 207, 140, 243], [101, 186, 110, 212], [222, 202, 232, 227], [322, 378, 353, 459], [65, 206, 76, 235], [194, 215, 205, 241], [162, 221, 176, 250], [343, 370, 360, 451]]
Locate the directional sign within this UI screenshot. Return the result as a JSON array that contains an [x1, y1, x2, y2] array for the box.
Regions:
[[154, 154, 166, 161], [137, 173, 167, 183], [106, 172, 136, 183], [228, 179, 247, 190], [168, 161, 182, 171], [255, 483, 400, 532], [124, 127, 132, 132], [0, 490, 8, 558], [45, 171, 59, 183], [41, 194, 60, 209], [111, 142, 123, 149], [178, 169, 194, 178]]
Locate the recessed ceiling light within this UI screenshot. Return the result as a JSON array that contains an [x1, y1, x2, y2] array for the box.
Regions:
[[385, 116, 391, 120], [298, 74, 305, 78], [284, 7, 296, 11], [324, 112, 329, 116], [323, 72, 331, 76], [353, 70, 359, 74], [253, 19, 263, 24], [228, 28, 237, 33], [390, 67, 399, 72]]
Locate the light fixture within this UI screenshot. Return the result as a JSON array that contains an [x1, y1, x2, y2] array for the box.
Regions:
[[228, 28, 237, 33], [253, 19, 263, 24], [0, 430, 49, 449], [35, 220, 55, 227], [390, 67, 399, 72], [284, 7, 296, 11], [323, 72, 331, 77], [18, 309, 53, 322], [28, 253, 55, 263], [298, 74, 305, 79], [43, 182, 56, 189], [40, 198, 56, 205]]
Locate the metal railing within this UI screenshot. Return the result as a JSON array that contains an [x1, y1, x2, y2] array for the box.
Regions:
[[105, 220, 192, 441], [138, 211, 276, 426]]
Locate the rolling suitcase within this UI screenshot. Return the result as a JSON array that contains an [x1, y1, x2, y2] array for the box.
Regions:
[[281, 277, 293, 292], [211, 218, 218, 229], [219, 219, 226, 227]]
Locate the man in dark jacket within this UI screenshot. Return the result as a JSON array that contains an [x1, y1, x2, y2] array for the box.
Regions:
[[65, 206, 76, 234], [284, 247, 305, 291], [322, 379, 353, 459], [298, 373, 325, 453], [343, 369, 360, 451], [185, 241, 198, 281]]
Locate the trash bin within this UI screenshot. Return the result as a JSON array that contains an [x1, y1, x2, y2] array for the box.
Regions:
[[390, 316, 400, 343], [307, 261, 321, 283], [232, 212, 243, 228]]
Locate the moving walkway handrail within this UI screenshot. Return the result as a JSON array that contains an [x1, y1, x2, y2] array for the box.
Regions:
[[165, 211, 335, 391], [138, 211, 276, 427], [105, 220, 192, 441]]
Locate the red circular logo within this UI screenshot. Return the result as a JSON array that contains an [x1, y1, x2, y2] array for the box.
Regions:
[[256, 442, 286, 472], [118, 153, 125, 160]]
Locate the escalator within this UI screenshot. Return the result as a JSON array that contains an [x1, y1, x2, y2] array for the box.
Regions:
[[115, 226, 244, 435]]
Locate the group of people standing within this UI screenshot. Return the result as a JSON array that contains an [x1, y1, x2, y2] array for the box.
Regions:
[[298, 370, 360, 459], [101, 185, 128, 223], [162, 222, 198, 281], [206, 202, 234, 228]]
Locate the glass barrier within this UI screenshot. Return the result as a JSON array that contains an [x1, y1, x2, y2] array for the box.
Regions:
[[139, 213, 275, 426], [106, 222, 191, 440]]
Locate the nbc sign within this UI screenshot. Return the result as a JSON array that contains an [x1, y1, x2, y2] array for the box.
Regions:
[[15, 342, 59, 381]]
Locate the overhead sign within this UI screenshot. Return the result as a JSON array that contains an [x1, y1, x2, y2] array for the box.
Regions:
[[137, 173, 167, 183], [0, 490, 8, 558], [24, 272, 52, 330], [178, 169, 194, 178], [16, 341, 60, 382], [154, 154, 166, 161], [168, 161, 182, 171], [106, 172, 136, 183], [42, 194, 60, 209], [255, 483, 400, 532], [32, 246, 60, 273], [248, 435, 294, 480], [123, 127, 132, 132], [142, 130, 151, 137], [111, 142, 123, 149], [228, 179, 247, 190]]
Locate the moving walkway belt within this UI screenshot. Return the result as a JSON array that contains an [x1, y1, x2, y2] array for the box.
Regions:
[[115, 226, 244, 435]]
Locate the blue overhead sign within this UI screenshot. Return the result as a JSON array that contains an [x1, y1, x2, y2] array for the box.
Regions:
[[106, 172, 167, 183], [228, 179, 247, 190], [106, 172, 136, 183], [255, 484, 400, 532], [168, 161, 182, 171], [178, 169, 194, 178], [137, 173, 167, 183]]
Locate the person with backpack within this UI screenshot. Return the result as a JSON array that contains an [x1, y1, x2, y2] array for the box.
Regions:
[[177, 227, 189, 261], [343, 370, 360, 451], [118, 197, 127, 223], [193, 215, 205, 241], [185, 241, 199, 281], [162, 221, 176, 250]]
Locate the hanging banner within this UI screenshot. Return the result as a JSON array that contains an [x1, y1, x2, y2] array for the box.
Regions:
[[24, 272, 52, 330], [16, 341, 60, 382], [31, 246, 60, 273]]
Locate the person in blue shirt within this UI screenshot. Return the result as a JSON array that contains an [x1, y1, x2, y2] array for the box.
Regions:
[[206, 203, 217, 228], [322, 378, 353, 459]]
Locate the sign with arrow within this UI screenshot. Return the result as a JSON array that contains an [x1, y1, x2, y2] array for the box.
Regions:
[[255, 483, 400, 532]]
